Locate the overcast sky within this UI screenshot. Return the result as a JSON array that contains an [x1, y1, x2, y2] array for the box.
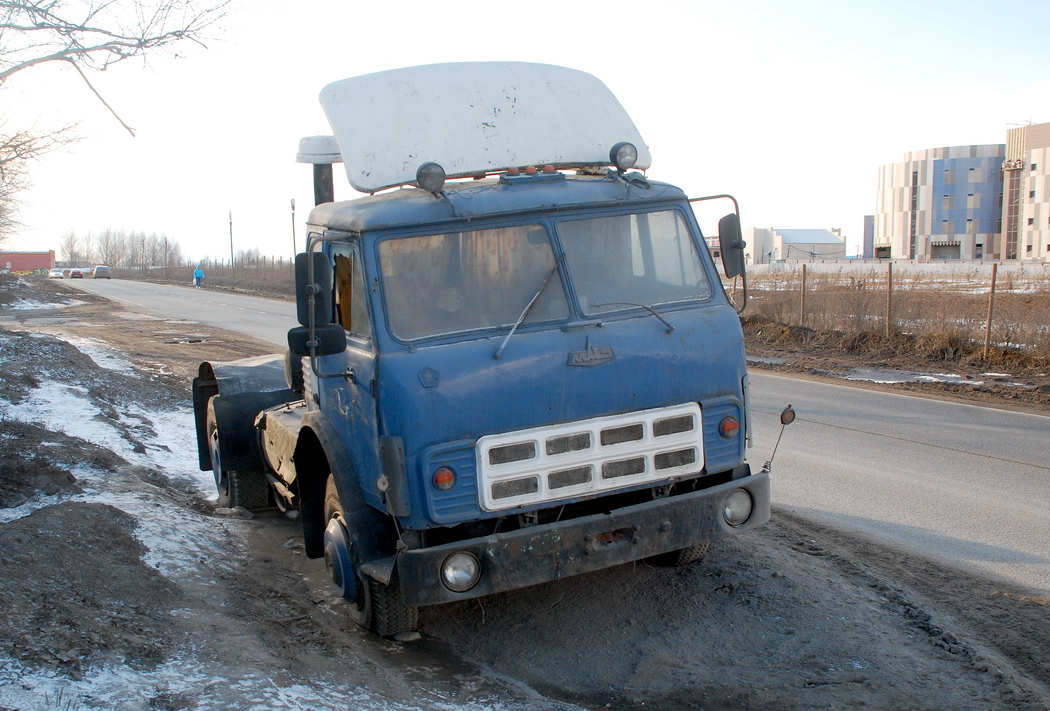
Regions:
[[7, 0, 1050, 261]]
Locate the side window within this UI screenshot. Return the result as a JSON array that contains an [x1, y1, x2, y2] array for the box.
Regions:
[[334, 249, 371, 339]]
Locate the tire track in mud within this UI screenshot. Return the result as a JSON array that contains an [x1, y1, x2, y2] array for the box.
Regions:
[[774, 509, 1050, 710]]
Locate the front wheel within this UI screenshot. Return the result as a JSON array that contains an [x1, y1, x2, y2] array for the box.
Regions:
[[646, 542, 711, 568], [323, 475, 418, 637]]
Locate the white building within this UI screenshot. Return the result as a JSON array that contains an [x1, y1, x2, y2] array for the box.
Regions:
[[744, 228, 847, 264]]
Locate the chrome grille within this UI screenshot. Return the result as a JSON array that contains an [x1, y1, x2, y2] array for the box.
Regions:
[[477, 403, 704, 512]]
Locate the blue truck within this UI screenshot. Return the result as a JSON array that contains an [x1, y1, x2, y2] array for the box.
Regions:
[[193, 63, 767, 637]]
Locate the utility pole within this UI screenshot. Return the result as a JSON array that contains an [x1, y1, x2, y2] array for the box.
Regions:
[[229, 211, 234, 268], [291, 198, 297, 255]]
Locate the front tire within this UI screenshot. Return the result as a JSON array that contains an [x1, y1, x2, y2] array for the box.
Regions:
[[646, 542, 711, 568], [324, 475, 418, 637]]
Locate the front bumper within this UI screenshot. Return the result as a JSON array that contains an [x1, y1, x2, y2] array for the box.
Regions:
[[396, 470, 769, 606]]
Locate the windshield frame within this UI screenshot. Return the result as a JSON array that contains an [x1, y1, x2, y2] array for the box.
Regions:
[[369, 204, 717, 346]]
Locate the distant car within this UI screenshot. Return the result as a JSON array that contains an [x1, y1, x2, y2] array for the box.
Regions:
[[70, 269, 85, 279], [48, 268, 64, 279], [92, 265, 112, 279]]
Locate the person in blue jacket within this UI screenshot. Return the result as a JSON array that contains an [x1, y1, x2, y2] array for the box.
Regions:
[[193, 265, 205, 288]]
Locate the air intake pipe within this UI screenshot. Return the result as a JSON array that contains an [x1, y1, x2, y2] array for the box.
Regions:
[[296, 135, 341, 205]]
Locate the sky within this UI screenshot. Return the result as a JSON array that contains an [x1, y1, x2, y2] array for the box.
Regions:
[[6, 0, 1050, 261]]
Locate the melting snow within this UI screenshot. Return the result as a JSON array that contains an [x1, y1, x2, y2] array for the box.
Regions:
[[0, 336, 547, 710]]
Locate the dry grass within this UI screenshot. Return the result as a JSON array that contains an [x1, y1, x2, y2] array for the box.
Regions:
[[735, 266, 1050, 369]]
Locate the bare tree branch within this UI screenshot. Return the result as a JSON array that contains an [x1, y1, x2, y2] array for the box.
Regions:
[[65, 58, 135, 135], [0, 0, 229, 243], [0, 0, 230, 84]]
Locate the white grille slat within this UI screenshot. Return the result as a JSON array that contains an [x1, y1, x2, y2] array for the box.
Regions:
[[477, 403, 704, 511]]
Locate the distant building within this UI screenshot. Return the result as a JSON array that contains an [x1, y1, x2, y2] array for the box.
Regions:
[[1001, 123, 1050, 261], [0, 250, 56, 272], [875, 144, 1004, 261], [745, 228, 846, 264]]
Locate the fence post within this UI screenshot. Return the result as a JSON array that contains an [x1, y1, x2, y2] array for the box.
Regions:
[[885, 262, 893, 338], [800, 264, 807, 326], [983, 262, 998, 361]]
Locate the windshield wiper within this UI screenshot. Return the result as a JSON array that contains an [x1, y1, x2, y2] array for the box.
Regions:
[[494, 254, 566, 360], [595, 302, 675, 333]]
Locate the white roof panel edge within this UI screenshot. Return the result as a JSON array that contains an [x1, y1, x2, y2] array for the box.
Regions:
[[319, 62, 651, 193]]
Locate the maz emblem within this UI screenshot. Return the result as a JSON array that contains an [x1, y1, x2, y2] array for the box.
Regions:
[[568, 338, 615, 367]]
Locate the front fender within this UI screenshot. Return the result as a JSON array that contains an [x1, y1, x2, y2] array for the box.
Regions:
[[298, 410, 398, 566]]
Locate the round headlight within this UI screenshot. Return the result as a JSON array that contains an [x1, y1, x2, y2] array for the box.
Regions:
[[416, 161, 446, 192], [441, 551, 481, 592], [722, 489, 753, 527], [609, 142, 639, 171]]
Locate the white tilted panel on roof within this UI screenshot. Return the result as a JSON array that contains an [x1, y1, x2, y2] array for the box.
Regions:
[[319, 62, 651, 193]]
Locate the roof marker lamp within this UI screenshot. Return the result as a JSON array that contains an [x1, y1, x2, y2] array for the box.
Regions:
[[609, 142, 639, 172], [416, 162, 446, 194]]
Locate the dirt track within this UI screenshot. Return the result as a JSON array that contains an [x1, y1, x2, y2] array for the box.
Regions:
[[1, 275, 1048, 710]]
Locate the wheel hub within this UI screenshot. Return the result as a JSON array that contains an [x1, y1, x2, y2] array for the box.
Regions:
[[323, 518, 358, 601]]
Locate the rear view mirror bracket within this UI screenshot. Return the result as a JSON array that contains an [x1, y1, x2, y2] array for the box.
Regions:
[[689, 194, 748, 314]]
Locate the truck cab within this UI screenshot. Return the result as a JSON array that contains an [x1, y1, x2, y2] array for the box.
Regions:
[[193, 62, 760, 637]]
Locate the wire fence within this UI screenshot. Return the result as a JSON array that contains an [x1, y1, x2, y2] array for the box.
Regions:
[[727, 263, 1050, 363], [115, 257, 296, 300]]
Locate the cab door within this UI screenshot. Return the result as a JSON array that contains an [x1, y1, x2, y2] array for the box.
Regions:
[[330, 243, 384, 498]]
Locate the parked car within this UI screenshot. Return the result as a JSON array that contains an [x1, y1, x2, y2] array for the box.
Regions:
[[70, 269, 84, 279], [92, 265, 112, 279], [48, 268, 64, 279]]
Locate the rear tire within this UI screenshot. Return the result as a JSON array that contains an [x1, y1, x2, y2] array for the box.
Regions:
[[647, 542, 711, 568], [206, 399, 269, 511], [324, 475, 418, 637]]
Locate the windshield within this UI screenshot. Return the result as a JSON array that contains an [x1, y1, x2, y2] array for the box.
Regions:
[[379, 225, 569, 340], [558, 210, 711, 315]]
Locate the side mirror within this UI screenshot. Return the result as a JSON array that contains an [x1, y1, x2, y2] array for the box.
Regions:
[[718, 213, 746, 279], [295, 252, 333, 326], [288, 324, 347, 358]]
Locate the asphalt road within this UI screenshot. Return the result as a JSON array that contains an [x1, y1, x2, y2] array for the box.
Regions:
[[66, 277, 297, 346], [751, 374, 1050, 595], [69, 277, 1050, 595]]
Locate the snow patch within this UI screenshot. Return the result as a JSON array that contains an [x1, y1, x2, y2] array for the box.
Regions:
[[1, 298, 88, 311]]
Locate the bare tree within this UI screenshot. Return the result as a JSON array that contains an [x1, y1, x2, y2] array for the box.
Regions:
[[1, 0, 231, 134], [0, 123, 75, 239], [80, 230, 96, 264], [58, 228, 78, 264], [95, 228, 121, 266], [0, 0, 229, 244]]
